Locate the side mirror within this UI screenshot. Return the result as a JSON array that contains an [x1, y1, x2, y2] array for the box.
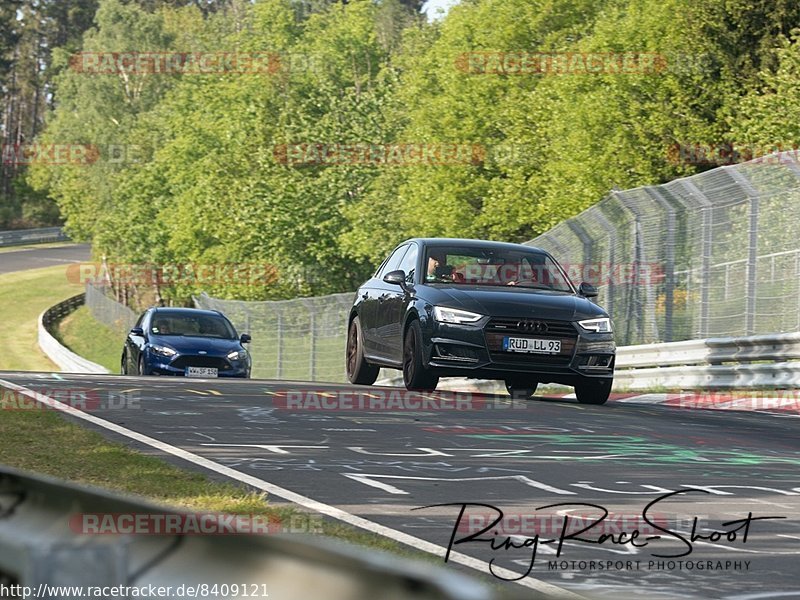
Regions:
[[240, 333, 251, 344], [383, 269, 406, 286], [578, 282, 598, 298], [130, 327, 144, 337]]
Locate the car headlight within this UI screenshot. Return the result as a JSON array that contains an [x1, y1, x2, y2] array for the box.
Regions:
[[432, 306, 483, 324], [150, 344, 177, 357], [577, 317, 613, 333], [227, 350, 246, 361]]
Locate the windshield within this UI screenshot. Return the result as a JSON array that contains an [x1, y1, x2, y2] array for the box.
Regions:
[[424, 246, 574, 292], [149, 312, 238, 339]]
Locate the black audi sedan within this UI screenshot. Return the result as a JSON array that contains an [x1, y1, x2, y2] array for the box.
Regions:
[[121, 307, 252, 378], [346, 238, 615, 404]]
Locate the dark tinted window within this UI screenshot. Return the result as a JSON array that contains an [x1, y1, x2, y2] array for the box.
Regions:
[[150, 312, 238, 339], [376, 244, 409, 278], [397, 244, 419, 283], [423, 246, 573, 292]]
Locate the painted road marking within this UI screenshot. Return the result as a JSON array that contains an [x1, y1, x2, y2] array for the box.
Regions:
[[202, 444, 330, 455], [342, 473, 577, 496], [0, 377, 584, 598]]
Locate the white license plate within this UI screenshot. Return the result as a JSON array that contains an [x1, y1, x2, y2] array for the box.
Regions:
[[186, 367, 218, 378], [502, 337, 561, 354]]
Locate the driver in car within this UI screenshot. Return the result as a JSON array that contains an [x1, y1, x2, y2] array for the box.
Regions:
[[426, 252, 455, 282]]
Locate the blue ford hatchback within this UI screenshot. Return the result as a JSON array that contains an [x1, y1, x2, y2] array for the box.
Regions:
[[121, 307, 251, 378]]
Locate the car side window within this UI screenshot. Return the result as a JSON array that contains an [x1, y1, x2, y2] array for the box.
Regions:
[[376, 244, 409, 279], [134, 312, 146, 328], [397, 244, 418, 283]]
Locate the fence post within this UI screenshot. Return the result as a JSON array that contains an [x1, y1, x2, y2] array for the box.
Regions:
[[309, 312, 317, 381], [725, 167, 760, 336], [567, 220, 594, 285], [645, 187, 676, 342], [276, 313, 283, 379], [679, 180, 713, 338], [613, 190, 659, 344], [593, 207, 618, 324]]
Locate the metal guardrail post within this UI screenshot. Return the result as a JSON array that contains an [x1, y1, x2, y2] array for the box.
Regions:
[[725, 167, 760, 336], [645, 187, 676, 342], [613, 191, 657, 344], [592, 207, 618, 324], [309, 312, 317, 381], [276, 312, 283, 379], [679, 180, 713, 338]]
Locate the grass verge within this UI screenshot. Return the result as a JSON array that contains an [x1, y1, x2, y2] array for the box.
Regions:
[[0, 264, 82, 371], [57, 305, 124, 372]]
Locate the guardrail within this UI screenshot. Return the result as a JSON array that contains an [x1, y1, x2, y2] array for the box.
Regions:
[[0, 226, 68, 247], [614, 332, 800, 390], [0, 465, 515, 600], [377, 332, 800, 393], [38, 294, 110, 374]]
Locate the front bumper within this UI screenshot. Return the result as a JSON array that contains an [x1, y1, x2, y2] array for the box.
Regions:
[[145, 352, 250, 378], [423, 316, 614, 386]]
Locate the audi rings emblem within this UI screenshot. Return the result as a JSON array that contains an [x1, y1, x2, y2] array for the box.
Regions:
[[517, 320, 548, 333]]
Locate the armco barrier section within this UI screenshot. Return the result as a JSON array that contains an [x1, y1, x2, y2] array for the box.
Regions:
[[614, 332, 800, 390], [38, 294, 109, 374], [0, 465, 521, 600], [0, 226, 68, 247], [376, 333, 800, 392]]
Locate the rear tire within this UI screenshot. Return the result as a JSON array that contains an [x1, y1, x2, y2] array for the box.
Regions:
[[346, 316, 379, 385], [403, 320, 438, 391], [505, 380, 538, 399], [575, 379, 612, 405]]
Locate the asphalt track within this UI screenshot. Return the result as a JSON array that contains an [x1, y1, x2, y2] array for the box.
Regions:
[[0, 243, 91, 274], [1, 372, 798, 599]]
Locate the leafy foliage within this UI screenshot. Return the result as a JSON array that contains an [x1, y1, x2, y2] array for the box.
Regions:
[[23, 0, 800, 304]]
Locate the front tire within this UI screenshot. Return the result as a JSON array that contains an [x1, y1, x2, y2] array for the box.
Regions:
[[403, 320, 438, 391], [505, 380, 538, 399], [575, 379, 612, 405], [138, 355, 147, 376], [121, 352, 127, 375], [346, 316, 379, 385]]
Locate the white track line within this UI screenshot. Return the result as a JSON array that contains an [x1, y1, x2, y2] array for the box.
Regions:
[[0, 377, 583, 600]]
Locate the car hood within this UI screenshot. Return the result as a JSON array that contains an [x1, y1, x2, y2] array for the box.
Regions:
[[422, 285, 606, 321], [149, 335, 242, 354]]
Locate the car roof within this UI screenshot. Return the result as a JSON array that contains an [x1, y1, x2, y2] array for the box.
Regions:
[[149, 307, 224, 318], [402, 237, 547, 254]]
